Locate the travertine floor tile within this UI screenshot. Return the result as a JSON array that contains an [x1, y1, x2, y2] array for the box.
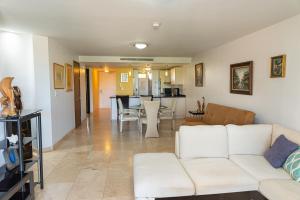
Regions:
[[34, 108, 178, 200]]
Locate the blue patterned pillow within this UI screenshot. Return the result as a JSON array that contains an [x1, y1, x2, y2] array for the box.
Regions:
[[283, 147, 300, 182]]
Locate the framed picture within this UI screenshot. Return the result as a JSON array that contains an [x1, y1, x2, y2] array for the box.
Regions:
[[120, 73, 129, 83], [65, 63, 73, 91], [53, 63, 65, 89], [270, 55, 286, 78], [230, 61, 253, 95], [195, 63, 204, 87]]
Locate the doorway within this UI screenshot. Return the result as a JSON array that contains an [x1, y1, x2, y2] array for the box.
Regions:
[[86, 68, 90, 113], [73, 61, 81, 128], [99, 71, 116, 108]]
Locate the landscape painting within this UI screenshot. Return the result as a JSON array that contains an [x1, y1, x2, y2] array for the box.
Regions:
[[195, 63, 204, 87], [53, 63, 65, 89], [230, 61, 253, 95], [271, 55, 286, 78]]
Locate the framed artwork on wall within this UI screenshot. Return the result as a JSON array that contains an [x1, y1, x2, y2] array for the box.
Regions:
[[230, 61, 253, 95], [270, 54, 286, 78], [121, 73, 129, 83], [65, 63, 73, 91], [53, 63, 65, 89], [195, 63, 204, 87]]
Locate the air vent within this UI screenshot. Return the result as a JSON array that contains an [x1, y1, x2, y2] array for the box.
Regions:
[[120, 57, 154, 62]]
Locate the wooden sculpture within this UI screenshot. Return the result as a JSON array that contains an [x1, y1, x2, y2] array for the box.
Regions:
[[13, 86, 23, 112], [0, 77, 17, 116]]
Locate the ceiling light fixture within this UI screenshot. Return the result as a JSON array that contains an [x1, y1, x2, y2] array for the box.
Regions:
[[104, 66, 109, 73], [152, 22, 161, 29], [133, 42, 148, 50]]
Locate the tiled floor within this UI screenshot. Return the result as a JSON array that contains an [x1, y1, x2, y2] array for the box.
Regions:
[[34, 108, 181, 200]]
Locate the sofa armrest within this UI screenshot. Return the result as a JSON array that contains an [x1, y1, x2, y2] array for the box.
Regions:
[[177, 125, 228, 159]]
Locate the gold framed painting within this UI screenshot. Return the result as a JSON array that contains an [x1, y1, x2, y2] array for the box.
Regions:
[[53, 63, 65, 89], [65, 63, 73, 91], [195, 63, 204, 87], [270, 55, 286, 78]]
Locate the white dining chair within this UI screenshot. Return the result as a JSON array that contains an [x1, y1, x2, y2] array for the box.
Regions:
[[159, 99, 176, 130], [140, 101, 160, 138], [140, 96, 152, 106], [118, 98, 139, 133], [138, 96, 152, 118]]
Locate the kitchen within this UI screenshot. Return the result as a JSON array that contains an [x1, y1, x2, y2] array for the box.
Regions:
[[110, 66, 186, 120]]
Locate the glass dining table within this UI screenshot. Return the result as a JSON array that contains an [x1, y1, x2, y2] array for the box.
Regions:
[[128, 104, 168, 111]]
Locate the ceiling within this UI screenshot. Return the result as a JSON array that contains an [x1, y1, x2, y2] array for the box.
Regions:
[[1, 0, 300, 57]]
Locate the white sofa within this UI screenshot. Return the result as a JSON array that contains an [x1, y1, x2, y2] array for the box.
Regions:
[[134, 124, 300, 200]]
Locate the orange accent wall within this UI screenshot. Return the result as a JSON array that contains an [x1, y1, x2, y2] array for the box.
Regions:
[[92, 68, 99, 110]]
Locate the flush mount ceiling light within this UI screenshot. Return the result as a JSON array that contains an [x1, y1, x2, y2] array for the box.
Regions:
[[104, 66, 109, 73], [133, 42, 148, 50], [152, 22, 161, 29]]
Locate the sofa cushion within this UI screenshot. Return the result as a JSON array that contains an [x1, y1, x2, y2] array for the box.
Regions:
[[264, 135, 298, 168], [227, 124, 272, 155], [177, 125, 228, 159], [180, 158, 258, 195], [272, 124, 300, 146], [230, 155, 291, 181], [260, 179, 300, 200], [133, 153, 195, 198]]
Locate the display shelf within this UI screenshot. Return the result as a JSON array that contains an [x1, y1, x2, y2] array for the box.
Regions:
[[23, 137, 36, 146], [0, 109, 44, 193], [10, 183, 31, 200], [0, 172, 34, 200], [24, 157, 39, 172]]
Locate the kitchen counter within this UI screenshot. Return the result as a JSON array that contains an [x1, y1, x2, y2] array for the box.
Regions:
[[110, 95, 186, 98]]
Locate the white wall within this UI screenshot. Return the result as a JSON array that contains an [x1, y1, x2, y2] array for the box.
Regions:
[[80, 68, 87, 121], [0, 31, 35, 165], [32, 35, 53, 148], [184, 14, 300, 131], [0, 31, 35, 109], [0, 31, 87, 150], [48, 38, 79, 145]]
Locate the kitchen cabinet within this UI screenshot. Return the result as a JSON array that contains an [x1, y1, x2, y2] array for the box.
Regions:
[[160, 70, 171, 83], [171, 67, 183, 85]]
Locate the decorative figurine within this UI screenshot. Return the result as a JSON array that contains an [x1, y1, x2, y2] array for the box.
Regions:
[[197, 100, 201, 112], [4, 134, 19, 170], [13, 86, 22, 113], [0, 77, 17, 116], [201, 96, 206, 113]]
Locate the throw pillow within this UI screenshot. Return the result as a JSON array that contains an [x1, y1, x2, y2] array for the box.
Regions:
[[284, 147, 300, 182], [264, 135, 298, 168]]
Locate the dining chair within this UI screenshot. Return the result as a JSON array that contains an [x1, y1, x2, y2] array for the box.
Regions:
[[140, 101, 160, 138], [159, 99, 176, 130], [139, 96, 152, 118], [140, 96, 152, 106], [116, 95, 129, 121], [117, 98, 139, 133]]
